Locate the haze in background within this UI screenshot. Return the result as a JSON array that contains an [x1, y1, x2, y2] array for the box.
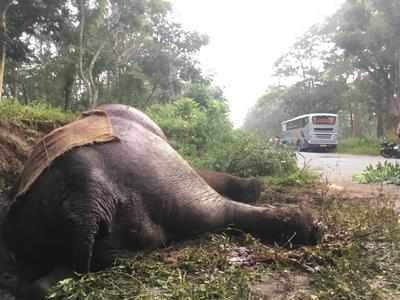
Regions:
[[172, 0, 345, 127]]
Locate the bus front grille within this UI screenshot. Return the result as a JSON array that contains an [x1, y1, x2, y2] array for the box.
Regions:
[[315, 134, 332, 139], [314, 128, 334, 132]]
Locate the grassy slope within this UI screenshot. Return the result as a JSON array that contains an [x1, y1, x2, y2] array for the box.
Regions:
[[0, 100, 76, 124], [0, 100, 76, 190]]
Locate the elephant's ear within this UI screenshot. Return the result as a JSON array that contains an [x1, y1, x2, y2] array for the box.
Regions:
[[15, 110, 119, 199]]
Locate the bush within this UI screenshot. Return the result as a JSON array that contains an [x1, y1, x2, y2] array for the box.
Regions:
[[147, 98, 298, 177], [0, 98, 76, 124], [147, 98, 231, 154], [337, 136, 380, 155], [353, 160, 400, 184], [199, 131, 297, 177]]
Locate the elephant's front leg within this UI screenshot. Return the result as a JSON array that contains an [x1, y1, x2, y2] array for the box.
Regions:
[[62, 208, 99, 273]]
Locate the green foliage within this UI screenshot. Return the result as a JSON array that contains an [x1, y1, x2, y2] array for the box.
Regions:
[[3, 0, 210, 110], [202, 131, 298, 177], [146, 97, 231, 157], [147, 98, 298, 177], [353, 161, 400, 184], [265, 167, 318, 187], [243, 86, 290, 138], [182, 83, 226, 107], [48, 234, 257, 300], [0, 98, 76, 124], [337, 137, 380, 155]]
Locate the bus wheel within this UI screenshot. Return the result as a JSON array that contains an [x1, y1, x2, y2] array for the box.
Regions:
[[296, 140, 302, 152]]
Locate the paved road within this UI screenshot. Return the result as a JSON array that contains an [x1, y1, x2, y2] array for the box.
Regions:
[[296, 152, 400, 184]]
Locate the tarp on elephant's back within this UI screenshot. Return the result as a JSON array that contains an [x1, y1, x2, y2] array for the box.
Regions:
[[16, 110, 119, 198]]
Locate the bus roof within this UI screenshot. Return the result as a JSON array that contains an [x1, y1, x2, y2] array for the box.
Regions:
[[281, 113, 337, 125]]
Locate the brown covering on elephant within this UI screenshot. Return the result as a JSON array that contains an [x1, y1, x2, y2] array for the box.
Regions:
[[15, 110, 118, 198], [3, 104, 321, 300]]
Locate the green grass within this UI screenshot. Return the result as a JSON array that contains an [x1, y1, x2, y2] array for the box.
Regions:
[[0, 99, 77, 124], [48, 234, 264, 300], [310, 195, 400, 300], [264, 167, 318, 187], [337, 137, 380, 155]]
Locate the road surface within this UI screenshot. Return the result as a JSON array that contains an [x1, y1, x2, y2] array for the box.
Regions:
[[296, 151, 400, 207], [296, 152, 400, 209], [296, 152, 400, 184]]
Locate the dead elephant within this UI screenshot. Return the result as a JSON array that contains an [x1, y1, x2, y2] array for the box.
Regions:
[[3, 104, 321, 299]]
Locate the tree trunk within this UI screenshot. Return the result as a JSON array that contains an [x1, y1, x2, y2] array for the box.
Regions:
[[63, 63, 76, 111], [0, 1, 12, 101], [0, 42, 6, 100], [77, 0, 106, 109], [78, 0, 92, 108], [376, 103, 384, 138], [10, 64, 17, 97], [348, 102, 354, 137], [64, 80, 73, 111], [87, 42, 105, 108]]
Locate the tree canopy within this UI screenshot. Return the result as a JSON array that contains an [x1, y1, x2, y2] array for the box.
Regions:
[[0, 0, 218, 111]]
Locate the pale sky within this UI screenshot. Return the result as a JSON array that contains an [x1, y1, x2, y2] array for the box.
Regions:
[[171, 0, 346, 127]]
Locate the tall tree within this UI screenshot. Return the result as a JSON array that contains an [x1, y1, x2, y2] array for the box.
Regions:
[[1, 0, 68, 101], [2, 0, 209, 110], [243, 86, 290, 138], [329, 0, 399, 136], [0, 0, 13, 101], [273, 24, 345, 118]]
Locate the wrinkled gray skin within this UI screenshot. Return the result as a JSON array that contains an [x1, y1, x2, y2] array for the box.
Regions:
[[3, 104, 321, 300]]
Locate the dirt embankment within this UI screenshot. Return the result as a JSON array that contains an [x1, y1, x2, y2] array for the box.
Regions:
[[0, 120, 62, 191]]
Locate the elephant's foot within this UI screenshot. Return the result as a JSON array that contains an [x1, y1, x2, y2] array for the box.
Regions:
[[235, 205, 322, 246]]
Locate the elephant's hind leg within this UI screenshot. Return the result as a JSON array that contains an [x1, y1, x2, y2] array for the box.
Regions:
[[230, 202, 322, 246]]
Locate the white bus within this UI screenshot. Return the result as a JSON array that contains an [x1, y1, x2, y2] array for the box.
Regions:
[[280, 113, 338, 151]]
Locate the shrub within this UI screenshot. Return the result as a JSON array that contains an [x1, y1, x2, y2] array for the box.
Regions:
[[147, 98, 298, 177], [199, 131, 297, 177], [0, 98, 76, 124], [353, 161, 400, 184], [337, 136, 379, 155]]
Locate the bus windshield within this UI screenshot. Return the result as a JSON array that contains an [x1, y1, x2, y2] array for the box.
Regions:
[[312, 115, 336, 125]]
